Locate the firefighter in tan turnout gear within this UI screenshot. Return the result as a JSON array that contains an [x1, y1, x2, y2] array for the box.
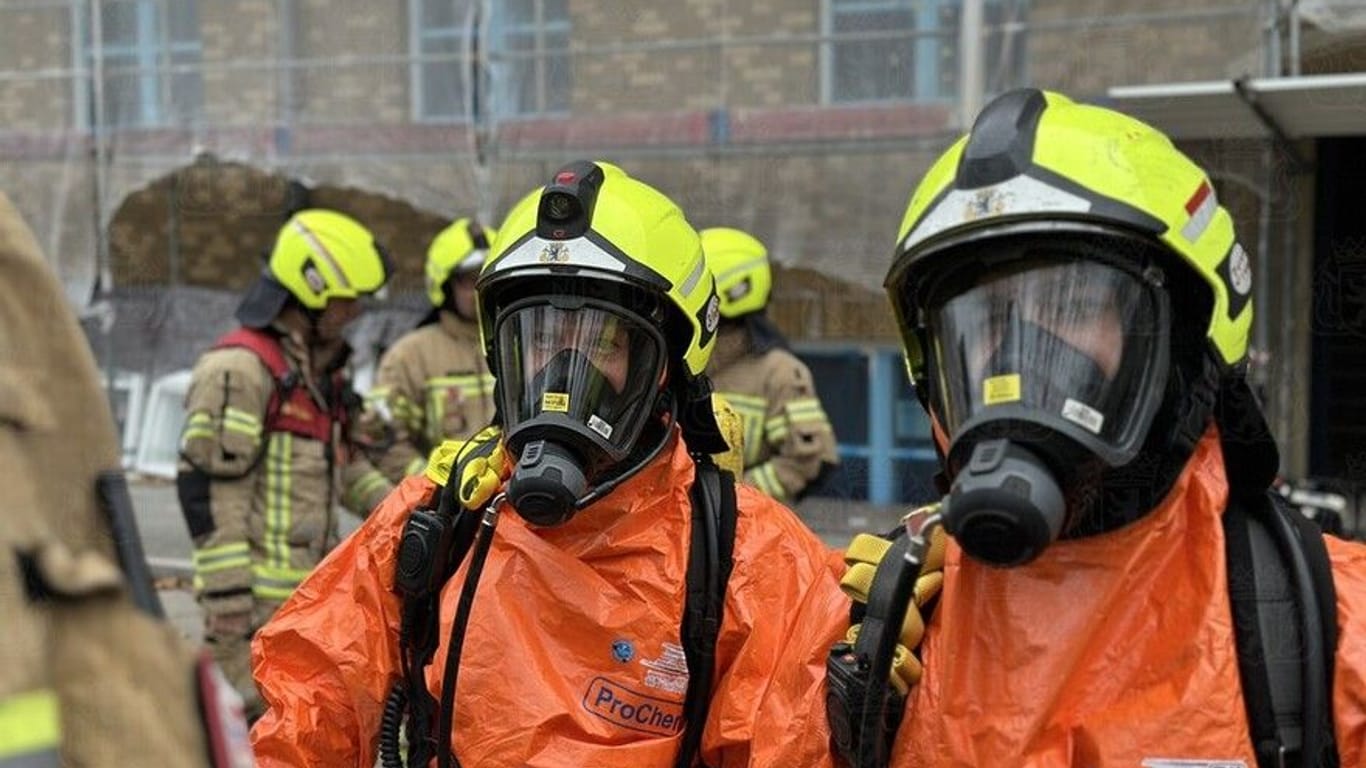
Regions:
[[176, 209, 395, 720], [0, 191, 252, 767], [701, 227, 843, 501], [362, 218, 498, 481]]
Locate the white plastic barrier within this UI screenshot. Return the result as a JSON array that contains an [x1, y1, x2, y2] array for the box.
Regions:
[[100, 370, 147, 469], [133, 370, 192, 479]]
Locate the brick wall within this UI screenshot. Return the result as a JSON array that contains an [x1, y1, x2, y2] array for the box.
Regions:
[[0, 0, 1311, 346], [1027, 0, 1262, 93], [0, 4, 76, 130], [719, 0, 819, 107], [573, 2, 722, 113], [0, 0, 1325, 473], [200, 0, 281, 127], [294, 0, 409, 125]]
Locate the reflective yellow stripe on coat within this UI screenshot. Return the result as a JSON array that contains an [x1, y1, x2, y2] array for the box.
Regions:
[[222, 406, 263, 445], [179, 411, 216, 445], [746, 462, 786, 500], [191, 542, 252, 591], [367, 386, 423, 435], [0, 689, 59, 767], [252, 563, 315, 602], [425, 373, 496, 445], [258, 432, 295, 600]]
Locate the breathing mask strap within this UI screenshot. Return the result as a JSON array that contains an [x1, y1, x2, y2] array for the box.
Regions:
[[1167, 347, 1222, 459], [1213, 366, 1282, 495], [675, 374, 730, 457]]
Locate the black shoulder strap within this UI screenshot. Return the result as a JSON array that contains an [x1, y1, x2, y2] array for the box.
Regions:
[[676, 461, 737, 768], [1224, 488, 1340, 768], [1284, 497, 1341, 768], [392, 471, 486, 768]]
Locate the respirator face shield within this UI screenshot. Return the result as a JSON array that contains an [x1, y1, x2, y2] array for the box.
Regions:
[[494, 297, 668, 484], [926, 255, 1170, 469], [908, 242, 1173, 566]]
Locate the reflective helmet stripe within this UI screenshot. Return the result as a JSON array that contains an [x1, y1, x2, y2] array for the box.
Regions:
[[292, 219, 352, 291]]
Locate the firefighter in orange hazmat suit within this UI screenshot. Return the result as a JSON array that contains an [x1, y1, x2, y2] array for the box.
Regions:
[[249, 160, 849, 767], [748, 89, 1366, 767]]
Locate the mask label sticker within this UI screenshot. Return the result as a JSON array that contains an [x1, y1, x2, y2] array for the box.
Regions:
[[581, 676, 685, 736], [588, 413, 614, 439], [1062, 397, 1105, 434], [541, 392, 570, 412], [983, 374, 1021, 405]]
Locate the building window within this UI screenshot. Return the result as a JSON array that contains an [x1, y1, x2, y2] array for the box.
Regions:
[[86, 0, 202, 128], [935, 0, 1029, 100], [822, 0, 1028, 104], [410, 0, 476, 122], [489, 0, 570, 117]]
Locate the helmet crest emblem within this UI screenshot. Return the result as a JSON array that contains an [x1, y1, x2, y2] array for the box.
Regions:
[[539, 242, 571, 263]]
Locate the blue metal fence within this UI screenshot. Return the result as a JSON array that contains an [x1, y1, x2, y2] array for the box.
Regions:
[[796, 344, 940, 506]]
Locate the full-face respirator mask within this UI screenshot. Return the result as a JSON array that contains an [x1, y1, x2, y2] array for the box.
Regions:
[[908, 244, 1174, 567], [494, 297, 670, 526]]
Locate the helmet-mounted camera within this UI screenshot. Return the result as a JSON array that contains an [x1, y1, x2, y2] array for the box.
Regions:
[[537, 160, 604, 241]]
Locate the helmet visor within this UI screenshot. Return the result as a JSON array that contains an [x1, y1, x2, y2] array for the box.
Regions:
[[924, 256, 1168, 465], [495, 300, 667, 462]]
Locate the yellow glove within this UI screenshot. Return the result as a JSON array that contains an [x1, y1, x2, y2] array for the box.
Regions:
[[424, 426, 511, 510], [839, 506, 947, 695], [709, 393, 746, 478]]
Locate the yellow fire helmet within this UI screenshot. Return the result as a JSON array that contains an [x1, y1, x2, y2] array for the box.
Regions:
[[424, 217, 497, 308], [887, 89, 1251, 390], [700, 226, 772, 319], [236, 208, 393, 328], [478, 160, 721, 381]]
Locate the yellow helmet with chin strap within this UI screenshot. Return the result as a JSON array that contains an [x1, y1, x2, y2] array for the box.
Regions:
[[883, 88, 1278, 578], [887, 88, 1267, 485], [700, 227, 772, 319], [424, 218, 497, 308], [236, 208, 393, 328], [479, 160, 720, 379], [888, 89, 1250, 379]]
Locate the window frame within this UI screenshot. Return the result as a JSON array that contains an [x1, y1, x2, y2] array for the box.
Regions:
[[408, 0, 477, 124], [487, 0, 570, 119], [820, 0, 1029, 106], [82, 0, 203, 129]]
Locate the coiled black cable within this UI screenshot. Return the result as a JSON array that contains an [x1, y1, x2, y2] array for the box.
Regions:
[[379, 682, 407, 768]]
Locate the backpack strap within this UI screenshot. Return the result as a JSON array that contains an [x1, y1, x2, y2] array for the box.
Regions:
[[215, 327, 291, 380], [675, 460, 737, 768], [212, 327, 336, 441], [1224, 488, 1340, 768], [1281, 495, 1340, 768], [382, 444, 738, 768], [383, 442, 495, 768]]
